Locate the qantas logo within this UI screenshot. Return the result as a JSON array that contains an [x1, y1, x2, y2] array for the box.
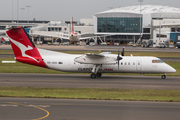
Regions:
[[9, 38, 39, 63]]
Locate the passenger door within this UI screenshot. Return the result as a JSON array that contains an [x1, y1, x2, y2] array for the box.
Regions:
[[136, 61, 142, 71]]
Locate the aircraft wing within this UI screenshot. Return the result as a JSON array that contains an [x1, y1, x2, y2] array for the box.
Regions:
[[0, 30, 6, 34], [74, 52, 117, 65], [79, 35, 105, 40], [79, 34, 117, 40], [30, 31, 69, 40], [79, 36, 96, 40]]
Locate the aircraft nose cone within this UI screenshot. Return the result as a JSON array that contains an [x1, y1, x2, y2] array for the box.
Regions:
[[171, 67, 176, 73], [164, 63, 176, 73], [168, 66, 176, 73]]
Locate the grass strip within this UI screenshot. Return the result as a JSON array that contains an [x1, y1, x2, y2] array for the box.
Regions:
[[0, 87, 180, 102], [0, 50, 14, 54]]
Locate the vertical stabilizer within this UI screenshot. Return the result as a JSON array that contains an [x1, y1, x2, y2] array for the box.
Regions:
[[6, 26, 47, 68]]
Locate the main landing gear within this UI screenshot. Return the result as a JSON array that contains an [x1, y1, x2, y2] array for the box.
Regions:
[[90, 64, 102, 79], [90, 73, 102, 79], [161, 73, 166, 79]]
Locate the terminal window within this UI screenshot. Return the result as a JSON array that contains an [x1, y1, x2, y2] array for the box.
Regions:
[[97, 17, 142, 33], [0, 26, 6, 30]]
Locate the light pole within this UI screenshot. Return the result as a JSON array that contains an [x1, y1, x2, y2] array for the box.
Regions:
[[17, 0, 19, 25], [12, 0, 13, 22], [26, 6, 31, 23], [21, 8, 25, 20], [138, 0, 143, 44], [159, 10, 162, 42]]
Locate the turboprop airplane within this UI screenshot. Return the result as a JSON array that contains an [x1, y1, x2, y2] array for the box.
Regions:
[[6, 27, 176, 79]]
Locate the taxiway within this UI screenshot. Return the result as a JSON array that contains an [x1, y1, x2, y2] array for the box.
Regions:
[[0, 73, 180, 90], [0, 97, 180, 120], [0, 44, 180, 52]]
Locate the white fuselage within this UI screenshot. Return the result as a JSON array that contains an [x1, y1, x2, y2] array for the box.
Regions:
[[38, 49, 176, 74]]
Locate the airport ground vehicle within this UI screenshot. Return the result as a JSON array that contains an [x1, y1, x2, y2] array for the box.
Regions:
[[142, 40, 153, 48], [169, 40, 174, 48], [176, 41, 180, 48], [158, 40, 168, 48]]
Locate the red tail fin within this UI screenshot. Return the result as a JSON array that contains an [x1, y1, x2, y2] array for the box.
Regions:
[[1, 37, 5, 41], [6, 26, 47, 68], [72, 17, 74, 32]]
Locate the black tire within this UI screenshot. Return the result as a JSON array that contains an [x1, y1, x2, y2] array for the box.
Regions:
[[96, 73, 102, 77], [161, 75, 166, 79], [90, 73, 96, 79]]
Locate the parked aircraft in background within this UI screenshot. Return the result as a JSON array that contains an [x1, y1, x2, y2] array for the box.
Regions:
[[30, 17, 97, 42], [1, 36, 10, 44], [7, 27, 176, 79], [1, 37, 9, 42]]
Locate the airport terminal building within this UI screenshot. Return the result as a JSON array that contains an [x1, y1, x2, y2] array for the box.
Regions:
[[1, 5, 180, 46], [93, 5, 180, 44]]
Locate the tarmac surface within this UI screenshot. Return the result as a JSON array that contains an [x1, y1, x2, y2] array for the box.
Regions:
[[1, 44, 180, 120], [0, 73, 180, 90], [0, 97, 180, 120]]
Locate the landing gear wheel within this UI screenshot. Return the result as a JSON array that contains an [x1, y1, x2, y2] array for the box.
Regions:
[[96, 73, 102, 77], [161, 75, 166, 79], [90, 73, 96, 79]]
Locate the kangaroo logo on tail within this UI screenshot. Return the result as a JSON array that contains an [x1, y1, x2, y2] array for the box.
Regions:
[[9, 38, 39, 63]]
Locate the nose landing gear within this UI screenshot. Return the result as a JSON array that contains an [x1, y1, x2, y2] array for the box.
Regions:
[[161, 75, 166, 79], [161, 73, 166, 79]]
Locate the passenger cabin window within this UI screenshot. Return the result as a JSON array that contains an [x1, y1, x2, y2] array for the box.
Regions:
[[128, 62, 130, 65], [152, 60, 164, 63], [133, 62, 135, 65], [121, 62, 123, 65]]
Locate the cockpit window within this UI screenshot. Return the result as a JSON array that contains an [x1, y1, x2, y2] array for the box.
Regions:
[[152, 60, 164, 63]]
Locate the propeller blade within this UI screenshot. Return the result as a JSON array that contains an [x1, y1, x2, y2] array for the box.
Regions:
[[121, 47, 124, 56], [117, 49, 121, 70], [117, 48, 124, 70], [118, 59, 119, 70]]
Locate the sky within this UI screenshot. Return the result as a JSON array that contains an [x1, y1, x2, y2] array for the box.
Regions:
[[0, 0, 180, 21]]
